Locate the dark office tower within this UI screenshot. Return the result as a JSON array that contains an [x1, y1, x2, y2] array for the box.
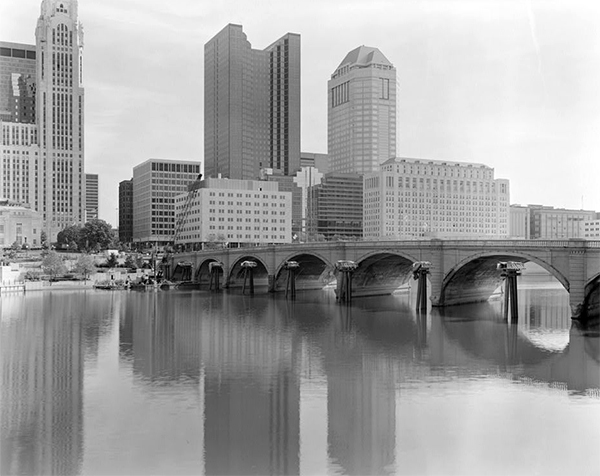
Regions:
[[310, 173, 363, 240], [204, 24, 300, 180], [119, 179, 133, 243], [0, 42, 37, 123], [85, 173, 98, 221]]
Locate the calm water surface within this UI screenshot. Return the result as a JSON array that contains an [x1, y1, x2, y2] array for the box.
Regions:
[[1, 285, 599, 476]]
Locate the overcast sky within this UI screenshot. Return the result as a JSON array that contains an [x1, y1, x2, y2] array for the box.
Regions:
[[2, 0, 599, 226]]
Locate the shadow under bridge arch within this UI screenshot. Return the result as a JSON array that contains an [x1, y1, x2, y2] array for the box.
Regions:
[[441, 253, 569, 307], [195, 258, 224, 290], [273, 253, 334, 292], [352, 252, 416, 297]]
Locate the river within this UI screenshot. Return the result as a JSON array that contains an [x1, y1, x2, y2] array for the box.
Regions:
[[1, 284, 599, 475]]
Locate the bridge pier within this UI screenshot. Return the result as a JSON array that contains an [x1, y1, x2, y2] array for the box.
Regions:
[[569, 250, 586, 319]]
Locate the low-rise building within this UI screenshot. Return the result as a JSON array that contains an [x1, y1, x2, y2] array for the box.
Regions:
[[132, 158, 201, 247], [174, 177, 292, 248], [0, 200, 42, 247]]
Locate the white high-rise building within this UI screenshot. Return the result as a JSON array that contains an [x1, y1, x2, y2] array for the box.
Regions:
[[328, 46, 396, 175], [363, 157, 510, 239], [1, 0, 85, 241]]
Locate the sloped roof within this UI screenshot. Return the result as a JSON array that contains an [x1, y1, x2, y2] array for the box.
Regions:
[[336, 45, 393, 70]]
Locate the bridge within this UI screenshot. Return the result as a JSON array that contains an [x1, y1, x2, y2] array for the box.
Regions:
[[167, 239, 600, 319]]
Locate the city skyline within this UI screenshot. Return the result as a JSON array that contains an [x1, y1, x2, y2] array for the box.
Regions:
[[2, 0, 598, 226]]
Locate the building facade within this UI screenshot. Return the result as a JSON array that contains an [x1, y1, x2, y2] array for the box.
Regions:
[[509, 204, 531, 239], [527, 205, 596, 239], [0, 200, 43, 247], [300, 151, 329, 174], [132, 159, 201, 247], [328, 46, 396, 175], [309, 173, 363, 240], [84, 173, 98, 221], [118, 179, 133, 243], [204, 24, 301, 181], [363, 158, 510, 240], [174, 177, 292, 248], [582, 218, 600, 239], [0, 1, 86, 242], [0, 42, 37, 123]]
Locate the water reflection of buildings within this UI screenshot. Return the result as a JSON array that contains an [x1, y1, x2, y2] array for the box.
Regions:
[[119, 293, 301, 475], [1, 294, 84, 476], [325, 307, 396, 475]]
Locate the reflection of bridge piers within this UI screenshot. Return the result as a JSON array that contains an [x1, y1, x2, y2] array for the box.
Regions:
[[174, 239, 600, 319]]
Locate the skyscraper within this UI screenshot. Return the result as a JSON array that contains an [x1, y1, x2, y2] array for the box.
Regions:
[[328, 46, 396, 174], [204, 24, 300, 180], [0, 0, 85, 241]]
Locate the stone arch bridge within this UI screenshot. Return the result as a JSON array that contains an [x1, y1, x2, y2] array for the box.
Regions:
[[168, 239, 600, 319]]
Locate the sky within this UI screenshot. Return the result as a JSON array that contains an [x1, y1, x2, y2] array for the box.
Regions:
[[2, 0, 599, 226]]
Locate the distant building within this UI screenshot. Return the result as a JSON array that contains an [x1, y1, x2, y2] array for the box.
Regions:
[[582, 217, 600, 239], [85, 173, 98, 221], [310, 173, 363, 240], [328, 46, 396, 174], [0, 42, 37, 123], [132, 159, 201, 247], [0, 200, 43, 247], [118, 179, 133, 243], [204, 24, 300, 180], [509, 204, 531, 239], [526, 205, 596, 239], [293, 166, 324, 240], [363, 158, 510, 239], [300, 151, 329, 174], [173, 177, 292, 248]]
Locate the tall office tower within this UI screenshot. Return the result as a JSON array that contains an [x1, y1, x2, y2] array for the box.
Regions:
[[118, 179, 133, 243], [132, 159, 201, 247], [204, 24, 301, 180], [85, 173, 98, 221], [35, 0, 85, 240], [0, 1, 85, 242], [328, 46, 396, 174]]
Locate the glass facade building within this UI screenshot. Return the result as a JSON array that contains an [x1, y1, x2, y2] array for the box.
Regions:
[[204, 24, 301, 181]]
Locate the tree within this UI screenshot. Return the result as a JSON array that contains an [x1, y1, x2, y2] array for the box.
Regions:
[[40, 230, 48, 249], [74, 254, 96, 281], [77, 219, 115, 251], [57, 225, 82, 249], [42, 250, 67, 280], [124, 253, 143, 270], [105, 253, 118, 268]]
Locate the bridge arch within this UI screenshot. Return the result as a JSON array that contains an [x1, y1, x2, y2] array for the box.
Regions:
[[584, 272, 600, 319], [352, 251, 420, 295], [195, 258, 224, 288], [228, 255, 270, 290], [272, 252, 334, 292], [441, 251, 570, 306]]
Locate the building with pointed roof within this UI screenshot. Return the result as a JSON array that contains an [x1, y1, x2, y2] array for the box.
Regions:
[[328, 46, 396, 175]]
